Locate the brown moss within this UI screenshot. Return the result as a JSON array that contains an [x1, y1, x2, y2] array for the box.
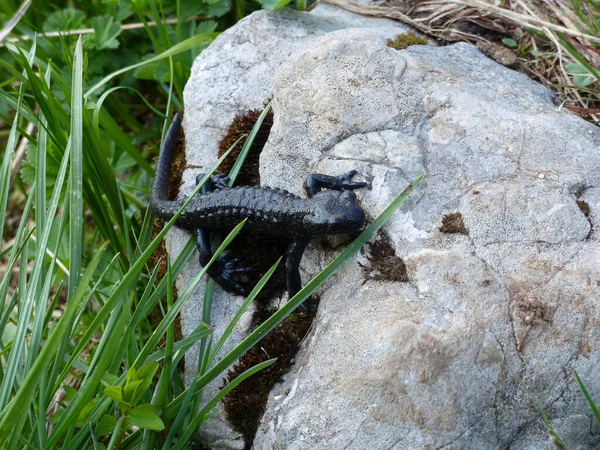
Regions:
[[576, 198, 593, 239], [577, 199, 591, 218], [360, 232, 409, 283], [439, 212, 468, 235], [221, 297, 319, 448], [515, 298, 554, 352], [217, 106, 274, 186], [387, 32, 428, 50]]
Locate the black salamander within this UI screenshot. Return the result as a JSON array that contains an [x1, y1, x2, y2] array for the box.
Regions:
[[150, 113, 368, 296]]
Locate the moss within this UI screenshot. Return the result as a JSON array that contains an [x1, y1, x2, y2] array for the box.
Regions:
[[217, 105, 274, 186], [577, 199, 591, 218], [576, 197, 593, 239], [212, 103, 289, 298], [221, 297, 319, 448], [439, 212, 468, 234], [387, 32, 428, 50], [360, 232, 409, 283]]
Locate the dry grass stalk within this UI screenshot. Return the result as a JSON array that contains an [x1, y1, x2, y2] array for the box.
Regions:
[[0, 15, 207, 48], [454, 0, 600, 44], [322, 0, 600, 123]]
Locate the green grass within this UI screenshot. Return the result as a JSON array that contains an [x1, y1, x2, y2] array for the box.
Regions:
[[525, 369, 600, 450]]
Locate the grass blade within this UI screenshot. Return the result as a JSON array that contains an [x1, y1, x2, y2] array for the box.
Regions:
[[0, 0, 31, 44], [0, 243, 109, 448], [524, 383, 569, 450], [68, 35, 84, 299], [132, 220, 246, 369], [169, 359, 276, 450], [85, 32, 218, 100], [572, 369, 600, 425], [208, 257, 281, 363]]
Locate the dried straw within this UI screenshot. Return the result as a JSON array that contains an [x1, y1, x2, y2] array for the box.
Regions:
[[322, 0, 600, 123]]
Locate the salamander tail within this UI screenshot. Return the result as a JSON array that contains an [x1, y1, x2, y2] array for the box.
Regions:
[[150, 113, 184, 221]]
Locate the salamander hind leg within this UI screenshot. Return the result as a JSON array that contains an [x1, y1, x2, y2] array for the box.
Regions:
[[305, 171, 368, 198], [195, 228, 253, 296]]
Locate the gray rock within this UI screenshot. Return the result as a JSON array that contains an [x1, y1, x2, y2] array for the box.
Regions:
[[177, 5, 415, 449], [175, 4, 600, 450]]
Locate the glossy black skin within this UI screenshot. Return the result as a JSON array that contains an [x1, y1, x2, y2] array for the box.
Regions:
[[150, 113, 368, 296]]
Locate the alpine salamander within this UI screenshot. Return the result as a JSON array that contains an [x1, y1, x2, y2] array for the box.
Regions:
[[150, 113, 368, 296]]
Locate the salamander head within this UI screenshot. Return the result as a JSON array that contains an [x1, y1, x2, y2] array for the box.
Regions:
[[303, 190, 365, 236]]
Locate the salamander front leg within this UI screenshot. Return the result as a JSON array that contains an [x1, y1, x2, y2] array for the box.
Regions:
[[285, 238, 310, 297], [305, 170, 368, 198]]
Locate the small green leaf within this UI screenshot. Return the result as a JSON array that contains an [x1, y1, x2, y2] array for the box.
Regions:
[[137, 362, 159, 382], [502, 38, 518, 48], [565, 63, 598, 87], [95, 414, 118, 436], [206, 0, 232, 17], [123, 379, 143, 405], [43, 8, 86, 32], [132, 362, 159, 405], [573, 74, 595, 87], [126, 404, 165, 431], [125, 367, 140, 386], [104, 385, 125, 404], [566, 63, 590, 75], [196, 21, 218, 34], [530, 49, 543, 57], [84, 16, 122, 51], [255, 0, 293, 10]]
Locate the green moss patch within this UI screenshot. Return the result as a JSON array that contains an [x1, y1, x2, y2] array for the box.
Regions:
[[387, 32, 428, 50]]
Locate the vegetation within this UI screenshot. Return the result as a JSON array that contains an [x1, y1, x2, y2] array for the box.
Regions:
[[325, 0, 600, 124], [386, 32, 428, 50], [0, 0, 598, 449]]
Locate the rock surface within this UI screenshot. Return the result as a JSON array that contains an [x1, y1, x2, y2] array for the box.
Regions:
[[175, 4, 600, 450]]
